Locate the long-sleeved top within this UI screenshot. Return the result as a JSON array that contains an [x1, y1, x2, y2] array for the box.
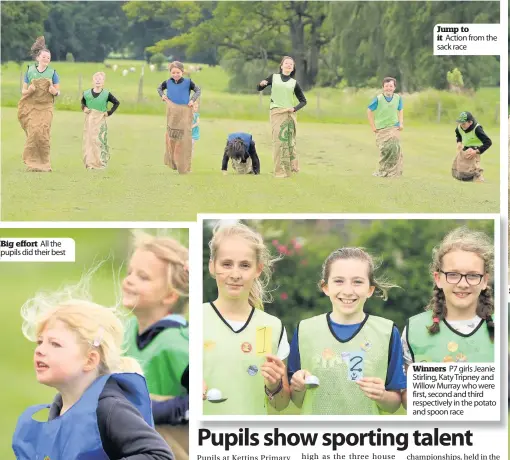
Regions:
[[455, 122, 492, 154], [256, 72, 307, 112], [152, 364, 189, 425], [157, 78, 201, 102], [48, 378, 174, 460], [81, 89, 120, 116], [134, 317, 189, 426], [222, 139, 261, 174]]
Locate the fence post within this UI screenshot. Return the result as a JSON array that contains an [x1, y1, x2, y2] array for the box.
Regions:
[[259, 91, 263, 110], [495, 103, 500, 124], [316, 92, 321, 118], [138, 73, 144, 103], [437, 101, 441, 123]]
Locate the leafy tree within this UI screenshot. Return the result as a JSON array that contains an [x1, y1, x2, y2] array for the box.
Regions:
[[123, 1, 218, 64], [1, 2, 49, 63], [44, 2, 127, 62], [147, 2, 334, 90], [447, 68, 464, 91], [203, 219, 494, 340]]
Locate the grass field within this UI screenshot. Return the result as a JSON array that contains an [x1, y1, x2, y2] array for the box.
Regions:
[[1, 60, 501, 219], [1, 60, 501, 124], [1, 107, 500, 220]]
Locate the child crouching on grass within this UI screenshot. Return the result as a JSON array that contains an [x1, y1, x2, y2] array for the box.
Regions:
[[222, 132, 260, 175]]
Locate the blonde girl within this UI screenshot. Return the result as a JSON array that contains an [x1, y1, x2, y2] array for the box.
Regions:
[[81, 71, 120, 169], [203, 222, 291, 415], [122, 230, 189, 459], [12, 289, 173, 459], [289, 248, 406, 415]]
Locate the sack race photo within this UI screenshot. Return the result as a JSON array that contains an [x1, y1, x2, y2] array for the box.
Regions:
[[82, 110, 109, 169], [270, 108, 298, 177], [17, 78, 54, 172], [164, 100, 193, 174], [374, 126, 403, 177]]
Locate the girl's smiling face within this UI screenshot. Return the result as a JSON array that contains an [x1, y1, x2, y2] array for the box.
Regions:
[[171, 67, 183, 81], [322, 258, 375, 320], [37, 50, 51, 66], [281, 58, 295, 75], [383, 80, 395, 95], [434, 249, 488, 315], [122, 249, 175, 310]]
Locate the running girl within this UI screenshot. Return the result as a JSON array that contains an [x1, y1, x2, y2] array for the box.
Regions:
[[12, 290, 173, 459], [122, 230, 190, 459]]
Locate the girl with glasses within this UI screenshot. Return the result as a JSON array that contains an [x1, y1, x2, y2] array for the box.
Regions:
[[402, 226, 494, 366], [401, 227, 494, 409]]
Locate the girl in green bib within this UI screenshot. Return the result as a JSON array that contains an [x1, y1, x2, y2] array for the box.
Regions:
[[81, 72, 120, 169], [18, 36, 60, 172], [288, 248, 406, 415], [122, 230, 189, 459], [203, 222, 291, 415], [452, 111, 492, 182], [257, 56, 307, 178], [402, 227, 494, 408], [367, 77, 404, 178]]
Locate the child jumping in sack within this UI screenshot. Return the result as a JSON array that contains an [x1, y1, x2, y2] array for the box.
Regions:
[[452, 111, 492, 182]]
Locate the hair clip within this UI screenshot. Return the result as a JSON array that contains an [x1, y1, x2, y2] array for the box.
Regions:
[[433, 317, 440, 324], [93, 327, 105, 347]]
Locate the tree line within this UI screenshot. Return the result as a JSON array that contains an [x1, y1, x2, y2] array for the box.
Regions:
[[2, 1, 499, 92]]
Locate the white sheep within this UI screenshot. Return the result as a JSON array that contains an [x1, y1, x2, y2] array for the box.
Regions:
[[112, 64, 118, 71], [122, 69, 129, 77]]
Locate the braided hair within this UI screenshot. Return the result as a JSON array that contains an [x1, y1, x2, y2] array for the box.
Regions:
[[426, 227, 494, 342]]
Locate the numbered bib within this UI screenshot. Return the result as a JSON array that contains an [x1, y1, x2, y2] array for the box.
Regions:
[[256, 326, 272, 355], [347, 351, 365, 381]]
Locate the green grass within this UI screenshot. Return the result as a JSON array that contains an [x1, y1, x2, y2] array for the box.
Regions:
[[2, 108, 500, 220], [1, 60, 501, 125]]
